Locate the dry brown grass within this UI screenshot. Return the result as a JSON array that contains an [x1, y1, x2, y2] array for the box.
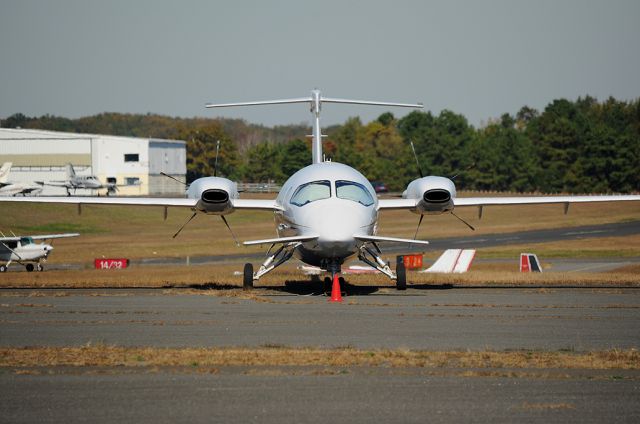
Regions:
[[1, 345, 638, 370], [1, 262, 639, 289]]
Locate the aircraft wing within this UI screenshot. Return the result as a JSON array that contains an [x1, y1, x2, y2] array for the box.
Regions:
[[29, 233, 80, 240], [0, 196, 198, 207], [378, 195, 640, 210], [232, 199, 283, 211], [243, 234, 319, 246], [377, 198, 417, 210], [355, 234, 429, 246], [454, 195, 640, 207], [0, 196, 281, 211]]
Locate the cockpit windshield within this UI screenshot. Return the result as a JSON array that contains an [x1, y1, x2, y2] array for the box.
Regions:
[[19, 237, 34, 245], [336, 180, 374, 206], [290, 180, 331, 207]]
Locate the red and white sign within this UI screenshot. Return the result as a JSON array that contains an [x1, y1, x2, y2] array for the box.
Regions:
[[94, 258, 130, 270], [399, 254, 423, 270]]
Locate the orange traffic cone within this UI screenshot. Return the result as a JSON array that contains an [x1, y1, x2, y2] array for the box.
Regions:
[[329, 273, 342, 303]]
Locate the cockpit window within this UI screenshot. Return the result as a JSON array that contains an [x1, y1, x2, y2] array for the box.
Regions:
[[290, 180, 331, 206], [336, 180, 374, 206], [20, 237, 34, 245]]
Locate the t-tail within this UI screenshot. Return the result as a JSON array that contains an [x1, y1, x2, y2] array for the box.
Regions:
[[206, 89, 423, 164]]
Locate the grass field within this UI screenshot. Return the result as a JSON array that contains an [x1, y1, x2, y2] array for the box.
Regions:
[[0, 192, 639, 288]]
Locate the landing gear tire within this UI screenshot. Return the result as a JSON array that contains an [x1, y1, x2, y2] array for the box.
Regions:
[[396, 262, 407, 291], [37, 264, 44, 272], [25, 263, 35, 272], [0, 265, 6, 273], [243, 263, 254, 291], [323, 276, 331, 293]]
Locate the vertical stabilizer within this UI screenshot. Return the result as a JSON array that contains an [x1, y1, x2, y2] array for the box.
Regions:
[[65, 163, 76, 179], [0, 162, 12, 183]]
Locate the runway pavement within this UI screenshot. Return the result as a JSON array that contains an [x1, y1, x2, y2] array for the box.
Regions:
[[1, 287, 639, 423]]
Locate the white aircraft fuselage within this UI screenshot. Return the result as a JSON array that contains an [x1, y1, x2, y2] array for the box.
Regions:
[[275, 162, 377, 266]]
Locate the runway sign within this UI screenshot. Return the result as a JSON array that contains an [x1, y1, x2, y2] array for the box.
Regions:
[[520, 253, 542, 272], [94, 258, 130, 270], [397, 254, 423, 269], [420, 249, 476, 273]]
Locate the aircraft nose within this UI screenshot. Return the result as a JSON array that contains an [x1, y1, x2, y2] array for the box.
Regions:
[[313, 200, 373, 244]]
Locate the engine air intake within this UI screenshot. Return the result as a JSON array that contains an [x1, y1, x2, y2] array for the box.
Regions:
[[423, 189, 451, 203], [202, 189, 229, 204]]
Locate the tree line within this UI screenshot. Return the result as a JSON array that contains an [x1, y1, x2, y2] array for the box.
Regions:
[[2, 95, 639, 193]]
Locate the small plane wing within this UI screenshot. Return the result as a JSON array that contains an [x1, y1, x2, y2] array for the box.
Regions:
[[0, 233, 80, 242], [30, 233, 80, 240], [454, 195, 640, 207], [355, 234, 429, 246], [243, 234, 319, 246]]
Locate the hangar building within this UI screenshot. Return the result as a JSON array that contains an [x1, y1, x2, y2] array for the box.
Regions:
[[0, 128, 186, 196]]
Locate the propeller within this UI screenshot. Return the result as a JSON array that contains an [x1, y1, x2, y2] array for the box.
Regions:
[[173, 212, 197, 239]]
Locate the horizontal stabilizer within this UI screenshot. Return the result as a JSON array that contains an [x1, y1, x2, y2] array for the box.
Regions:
[[421, 249, 476, 273], [355, 234, 429, 246], [243, 234, 318, 246]]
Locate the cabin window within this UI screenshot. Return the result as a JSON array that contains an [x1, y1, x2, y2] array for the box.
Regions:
[[124, 154, 139, 162], [336, 180, 374, 206], [20, 237, 34, 245], [290, 180, 331, 206]]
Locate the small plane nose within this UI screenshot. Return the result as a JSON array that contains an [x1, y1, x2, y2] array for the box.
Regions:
[[311, 200, 374, 254]]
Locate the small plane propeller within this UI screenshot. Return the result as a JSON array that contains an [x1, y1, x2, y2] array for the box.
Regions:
[[408, 139, 476, 238], [162, 140, 239, 246]]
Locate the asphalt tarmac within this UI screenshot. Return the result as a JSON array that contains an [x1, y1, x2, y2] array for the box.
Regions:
[[1, 287, 639, 423]]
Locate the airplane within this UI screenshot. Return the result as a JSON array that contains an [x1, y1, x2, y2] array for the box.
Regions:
[[0, 162, 43, 197], [0, 232, 80, 272], [39, 163, 117, 196], [0, 89, 638, 292]]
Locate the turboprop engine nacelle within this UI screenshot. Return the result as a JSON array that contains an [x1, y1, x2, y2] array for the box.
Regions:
[[187, 176, 238, 215], [403, 176, 456, 215]]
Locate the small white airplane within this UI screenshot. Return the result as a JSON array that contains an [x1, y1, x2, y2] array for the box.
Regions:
[[39, 163, 116, 196], [0, 232, 80, 272], [0, 162, 43, 197], [0, 89, 638, 291]]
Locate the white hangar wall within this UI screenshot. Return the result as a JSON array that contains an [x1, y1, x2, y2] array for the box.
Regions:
[[0, 128, 186, 196]]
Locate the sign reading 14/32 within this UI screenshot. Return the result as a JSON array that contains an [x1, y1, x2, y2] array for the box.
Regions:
[[94, 259, 129, 270]]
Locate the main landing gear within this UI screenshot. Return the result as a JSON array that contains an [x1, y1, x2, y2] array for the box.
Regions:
[[358, 244, 407, 290], [243, 242, 300, 291]]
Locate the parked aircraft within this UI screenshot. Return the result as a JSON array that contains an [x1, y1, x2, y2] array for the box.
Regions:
[[0, 232, 79, 272], [0, 90, 638, 291], [0, 162, 43, 197], [39, 163, 116, 196]]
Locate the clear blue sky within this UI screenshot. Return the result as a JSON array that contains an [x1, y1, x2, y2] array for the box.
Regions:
[[1, 0, 639, 127]]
